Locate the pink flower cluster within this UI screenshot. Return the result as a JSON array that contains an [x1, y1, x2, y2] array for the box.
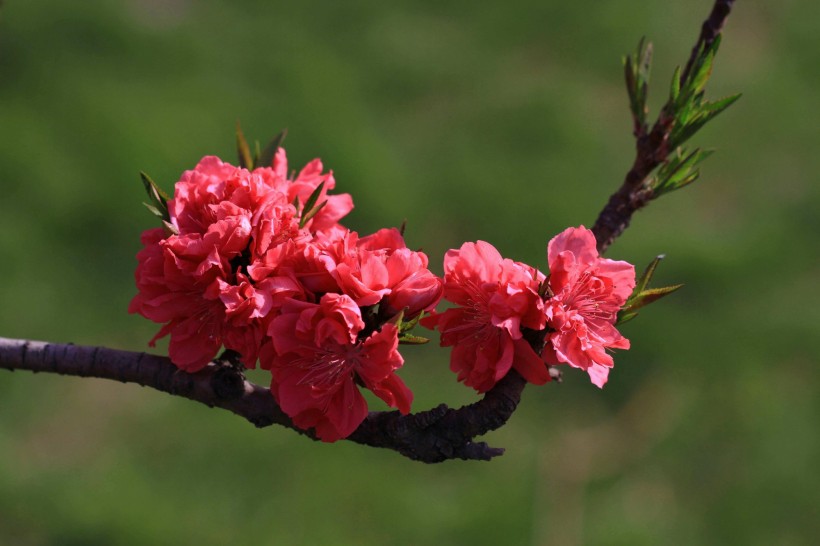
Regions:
[[130, 145, 637, 440], [130, 151, 442, 441], [423, 226, 635, 390]]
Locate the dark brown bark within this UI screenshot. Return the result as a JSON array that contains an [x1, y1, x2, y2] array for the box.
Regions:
[[0, 336, 533, 462], [590, 115, 672, 253]]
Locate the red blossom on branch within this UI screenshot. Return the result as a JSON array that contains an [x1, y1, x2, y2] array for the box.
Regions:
[[0, 0, 738, 462], [422, 241, 551, 393], [335, 228, 443, 317], [129, 148, 441, 440], [542, 226, 636, 387], [265, 294, 411, 442], [424, 229, 638, 391]]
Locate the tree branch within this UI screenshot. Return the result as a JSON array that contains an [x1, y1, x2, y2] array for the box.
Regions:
[[0, 337, 293, 428], [591, 0, 736, 253], [0, 0, 736, 463], [0, 336, 546, 463], [682, 0, 736, 83]]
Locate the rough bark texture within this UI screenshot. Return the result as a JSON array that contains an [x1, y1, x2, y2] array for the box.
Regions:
[[0, 336, 527, 462]]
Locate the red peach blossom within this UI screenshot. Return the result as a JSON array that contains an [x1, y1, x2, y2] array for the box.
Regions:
[[356, 227, 405, 252], [265, 294, 411, 441], [170, 156, 242, 235], [132, 221, 250, 370], [171, 156, 290, 238], [270, 148, 354, 232], [422, 241, 549, 393], [542, 226, 635, 388], [218, 273, 304, 367], [132, 151, 350, 371], [129, 228, 228, 371], [333, 228, 443, 316], [386, 267, 444, 318], [245, 227, 351, 301]]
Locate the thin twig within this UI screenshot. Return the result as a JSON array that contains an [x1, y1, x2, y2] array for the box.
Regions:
[[591, 0, 736, 253], [682, 0, 736, 83]]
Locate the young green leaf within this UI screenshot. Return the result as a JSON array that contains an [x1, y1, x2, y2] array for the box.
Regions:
[[669, 65, 681, 104], [257, 128, 288, 169], [671, 93, 741, 147], [616, 309, 640, 325], [140, 171, 170, 201], [299, 200, 327, 228], [253, 140, 262, 168], [632, 285, 684, 309], [618, 284, 684, 324], [301, 180, 325, 216], [387, 310, 429, 345], [651, 147, 714, 196], [399, 312, 424, 334], [388, 308, 406, 325], [142, 202, 164, 219], [235, 122, 254, 169], [634, 254, 665, 295], [398, 334, 430, 345], [637, 37, 653, 89], [140, 171, 170, 222], [617, 255, 683, 325], [700, 93, 742, 119], [624, 56, 638, 113], [624, 37, 653, 131], [687, 35, 721, 97]]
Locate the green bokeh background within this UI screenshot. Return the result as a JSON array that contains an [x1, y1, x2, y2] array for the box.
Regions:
[[1, 1, 818, 544]]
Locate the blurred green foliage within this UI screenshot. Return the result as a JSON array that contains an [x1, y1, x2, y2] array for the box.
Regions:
[[1, 1, 818, 544]]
